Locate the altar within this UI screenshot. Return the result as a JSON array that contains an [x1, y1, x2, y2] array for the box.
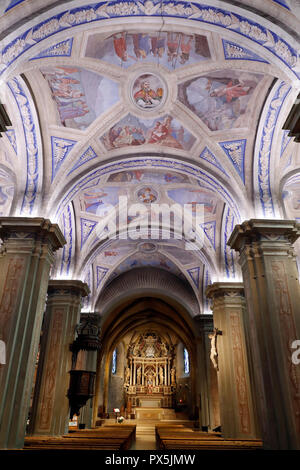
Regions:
[[139, 397, 161, 408], [124, 332, 176, 409], [135, 407, 176, 420]]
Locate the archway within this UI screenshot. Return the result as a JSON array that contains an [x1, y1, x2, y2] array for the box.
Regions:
[[92, 267, 207, 425]]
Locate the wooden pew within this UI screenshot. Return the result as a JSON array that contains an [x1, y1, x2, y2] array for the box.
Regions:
[[24, 436, 123, 450], [162, 439, 263, 450], [155, 425, 261, 450], [65, 428, 135, 449], [24, 425, 136, 451]]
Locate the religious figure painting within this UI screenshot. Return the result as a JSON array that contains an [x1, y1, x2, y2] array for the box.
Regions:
[[101, 114, 195, 151], [132, 73, 164, 109], [167, 188, 217, 214], [107, 169, 191, 184], [40, 66, 119, 129], [79, 186, 124, 216], [178, 70, 263, 131], [85, 31, 211, 69], [137, 186, 158, 204]]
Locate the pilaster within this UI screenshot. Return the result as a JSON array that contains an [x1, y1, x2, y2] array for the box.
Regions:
[[229, 219, 300, 449], [206, 282, 259, 440], [28, 280, 89, 437], [0, 218, 65, 449]]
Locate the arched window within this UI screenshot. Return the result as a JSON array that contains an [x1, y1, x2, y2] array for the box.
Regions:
[[183, 347, 190, 375], [112, 348, 117, 375]]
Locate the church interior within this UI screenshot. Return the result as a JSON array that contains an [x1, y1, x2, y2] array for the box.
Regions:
[[0, 0, 300, 452]]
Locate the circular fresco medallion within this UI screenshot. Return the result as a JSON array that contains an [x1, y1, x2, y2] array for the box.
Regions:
[[131, 73, 166, 110], [139, 242, 157, 253], [137, 186, 158, 204]]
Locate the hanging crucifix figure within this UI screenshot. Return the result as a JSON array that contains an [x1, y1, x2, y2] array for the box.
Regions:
[[208, 328, 222, 371]]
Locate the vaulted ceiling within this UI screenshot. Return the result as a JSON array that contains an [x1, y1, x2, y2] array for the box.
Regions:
[[0, 0, 299, 314]]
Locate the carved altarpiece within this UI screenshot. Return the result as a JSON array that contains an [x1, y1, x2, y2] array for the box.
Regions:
[[124, 332, 176, 408]]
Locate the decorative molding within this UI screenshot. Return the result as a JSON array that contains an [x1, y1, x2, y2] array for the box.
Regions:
[[187, 266, 201, 290], [280, 129, 292, 158], [199, 146, 228, 176], [203, 266, 211, 313], [224, 206, 236, 278], [0, 1, 298, 78], [30, 38, 73, 60], [7, 77, 41, 215], [60, 203, 73, 276], [200, 220, 216, 249], [96, 265, 108, 289], [5, 129, 17, 154], [4, 0, 25, 13], [55, 157, 242, 223], [68, 146, 98, 175], [219, 139, 246, 184], [80, 217, 98, 249], [51, 136, 76, 181], [222, 39, 268, 63], [256, 80, 291, 217], [273, 0, 291, 10]]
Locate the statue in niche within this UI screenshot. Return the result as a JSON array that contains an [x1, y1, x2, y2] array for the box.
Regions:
[[159, 366, 164, 385], [125, 366, 131, 385], [146, 370, 156, 392], [161, 342, 168, 356], [208, 328, 222, 372], [137, 366, 142, 385], [133, 342, 140, 356], [171, 367, 176, 385]]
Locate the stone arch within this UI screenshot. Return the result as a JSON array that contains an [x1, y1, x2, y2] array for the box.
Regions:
[[96, 267, 201, 319]]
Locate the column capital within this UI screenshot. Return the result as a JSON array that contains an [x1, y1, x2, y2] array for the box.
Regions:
[[228, 219, 300, 253], [48, 279, 90, 298], [206, 282, 244, 299], [206, 282, 245, 310], [0, 217, 65, 251]]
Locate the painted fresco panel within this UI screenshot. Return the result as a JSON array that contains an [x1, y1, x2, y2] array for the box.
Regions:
[[86, 32, 211, 69], [107, 169, 192, 184], [79, 186, 125, 216], [101, 114, 195, 151], [41, 66, 119, 129], [167, 188, 217, 214], [178, 70, 263, 131]]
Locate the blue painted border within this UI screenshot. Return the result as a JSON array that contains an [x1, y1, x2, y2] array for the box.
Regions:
[[0, 1, 298, 78]]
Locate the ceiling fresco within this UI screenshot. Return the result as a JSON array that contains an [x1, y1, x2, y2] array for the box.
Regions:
[[100, 114, 196, 151], [85, 31, 211, 70], [178, 71, 263, 131], [41, 66, 119, 129], [1, 0, 299, 314]]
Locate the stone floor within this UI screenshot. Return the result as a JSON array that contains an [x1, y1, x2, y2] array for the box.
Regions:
[[130, 422, 157, 450]]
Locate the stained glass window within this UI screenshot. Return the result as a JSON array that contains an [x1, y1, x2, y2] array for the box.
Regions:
[[184, 347, 190, 374], [112, 348, 117, 374]]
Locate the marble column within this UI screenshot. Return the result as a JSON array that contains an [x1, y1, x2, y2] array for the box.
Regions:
[[229, 219, 300, 449], [0, 218, 65, 450], [28, 280, 89, 437], [206, 282, 259, 440]]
